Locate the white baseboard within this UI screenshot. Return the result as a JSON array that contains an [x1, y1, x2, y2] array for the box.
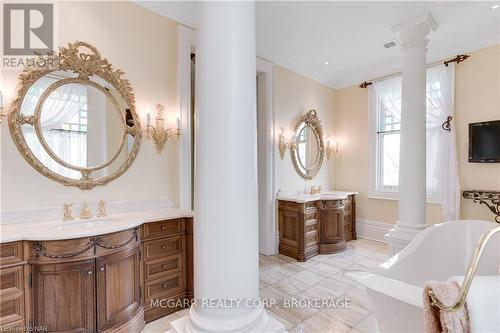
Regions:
[[356, 219, 392, 243]]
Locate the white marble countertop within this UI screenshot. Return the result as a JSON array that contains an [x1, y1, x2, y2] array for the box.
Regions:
[[276, 190, 358, 203], [0, 207, 193, 243]]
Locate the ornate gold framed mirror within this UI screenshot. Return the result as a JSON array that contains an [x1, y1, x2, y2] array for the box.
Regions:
[[8, 41, 142, 189], [291, 110, 325, 180]]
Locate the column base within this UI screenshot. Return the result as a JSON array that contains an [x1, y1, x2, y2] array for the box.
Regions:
[[171, 308, 286, 333], [384, 222, 426, 254]]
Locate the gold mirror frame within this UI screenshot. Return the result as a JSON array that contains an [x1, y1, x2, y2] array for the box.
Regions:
[[290, 110, 325, 180], [8, 41, 142, 190]]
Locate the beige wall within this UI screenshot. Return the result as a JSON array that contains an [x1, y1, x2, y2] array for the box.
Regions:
[[334, 44, 500, 225], [456, 45, 500, 220], [1, 1, 180, 211], [273, 66, 336, 192]]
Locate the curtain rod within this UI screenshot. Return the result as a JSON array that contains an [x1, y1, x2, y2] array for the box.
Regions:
[[358, 54, 470, 88]]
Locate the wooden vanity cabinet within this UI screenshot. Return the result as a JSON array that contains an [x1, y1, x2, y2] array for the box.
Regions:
[[343, 196, 356, 242], [0, 217, 194, 332], [319, 200, 346, 254], [32, 259, 96, 332], [278, 201, 319, 261], [27, 228, 144, 333], [140, 218, 194, 323], [278, 195, 356, 261], [0, 241, 27, 330], [96, 246, 141, 332]]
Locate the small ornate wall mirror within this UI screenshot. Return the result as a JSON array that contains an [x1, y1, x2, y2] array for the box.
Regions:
[[8, 41, 142, 189], [291, 110, 325, 180]]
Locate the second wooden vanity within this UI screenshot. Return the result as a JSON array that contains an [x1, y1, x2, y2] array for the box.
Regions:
[[0, 215, 193, 332], [278, 194, 356, 261]]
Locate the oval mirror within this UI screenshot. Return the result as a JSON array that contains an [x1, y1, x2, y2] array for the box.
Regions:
[[291, 110, 324, 180], [9, 42, 141, 189], [296, 124, 320, 171]]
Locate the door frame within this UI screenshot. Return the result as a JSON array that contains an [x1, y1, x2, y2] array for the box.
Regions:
[[178, 25, 196, 210], [257, 57, 277, 255]]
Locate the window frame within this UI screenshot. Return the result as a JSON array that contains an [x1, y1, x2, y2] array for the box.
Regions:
[[368, 82, 442, 203], [368, 89, 399, 200]]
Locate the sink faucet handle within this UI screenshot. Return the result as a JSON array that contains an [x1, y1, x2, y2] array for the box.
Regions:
[[63, 203, 74, 221], [80, 201, 92, 219], [97, 200, 107, 218]]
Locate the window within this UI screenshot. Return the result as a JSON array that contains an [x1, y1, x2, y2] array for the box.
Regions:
[[376, 99, 400, 191], [59, 105, 88, 133], [368, 65, 457, 207]]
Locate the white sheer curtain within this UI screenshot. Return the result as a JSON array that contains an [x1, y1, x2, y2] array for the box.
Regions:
[[22, 77, 88, 178], [372, 65, 460, 220], [25, 131, 86, 179], [426, 63, 459, 220], [373, 76, 402, 121]]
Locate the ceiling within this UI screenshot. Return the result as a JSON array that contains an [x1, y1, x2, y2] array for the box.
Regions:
[[136, 1, 500, 89]]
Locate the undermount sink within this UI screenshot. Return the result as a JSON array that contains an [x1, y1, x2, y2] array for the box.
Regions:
[[57, 217, 121, 229]]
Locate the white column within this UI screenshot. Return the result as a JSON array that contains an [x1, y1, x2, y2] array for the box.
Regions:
[[171, 2, 284, 332], [385, 14, 437, 254]]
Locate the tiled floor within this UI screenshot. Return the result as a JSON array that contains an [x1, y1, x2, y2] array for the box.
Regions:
[[142, 239, 390, 333]]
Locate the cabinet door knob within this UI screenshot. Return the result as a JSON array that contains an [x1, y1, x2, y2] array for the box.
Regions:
[[162, 264, 167, 269], [87, 270, 93, 275], [100, 267, 105, 272], [162, 245, 167, 249], [162, 284, 167, 289], [161, 225, 166, 230]]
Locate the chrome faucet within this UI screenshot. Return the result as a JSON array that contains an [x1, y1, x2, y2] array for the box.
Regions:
[[63, 203, 74, 221], [80, 201, 92, 219], [97, 200, 107, 218]]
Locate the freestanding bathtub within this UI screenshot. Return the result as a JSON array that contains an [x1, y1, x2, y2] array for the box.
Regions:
[[347, 220, 500, 333]]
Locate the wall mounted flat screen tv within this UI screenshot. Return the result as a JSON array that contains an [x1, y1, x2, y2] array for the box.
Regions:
[[469, 120, 500, 163]]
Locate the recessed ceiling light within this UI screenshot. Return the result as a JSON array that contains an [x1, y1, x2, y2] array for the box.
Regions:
[[491, 4, 500, 10], [324, 61, 329, 65]]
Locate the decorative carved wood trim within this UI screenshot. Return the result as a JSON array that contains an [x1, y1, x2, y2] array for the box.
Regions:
[[462, 190, 500, 223], [33, 227, 139, 259], [8, 41, 142, 190]]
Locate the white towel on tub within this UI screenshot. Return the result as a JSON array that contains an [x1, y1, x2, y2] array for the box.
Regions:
[[449, 275, 500, 333]]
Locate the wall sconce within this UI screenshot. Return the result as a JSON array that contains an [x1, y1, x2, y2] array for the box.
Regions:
[[145, 104, 181, 153], [278, 127, 296, 160], [326, 139, 339, 161], [0, 91, 5, 124]]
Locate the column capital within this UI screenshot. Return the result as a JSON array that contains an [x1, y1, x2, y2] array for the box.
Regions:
[[392, 13, 438, 51]]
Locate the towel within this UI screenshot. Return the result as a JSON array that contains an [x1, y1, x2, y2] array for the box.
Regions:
[[450, 276, 500, 333], [423, 280, 470, 333]]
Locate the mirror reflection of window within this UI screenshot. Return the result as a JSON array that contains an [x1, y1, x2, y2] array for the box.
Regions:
[[297, 123, 308, 171], [296, 124, 319, 171], [21, 74, 129, 179]]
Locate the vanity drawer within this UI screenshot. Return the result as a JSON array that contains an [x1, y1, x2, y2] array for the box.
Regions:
[[305, 231, 319, 247], [0, 242, 23, 267], [144, 236, 184, 262], [144, 254, 183, 282], [304, 202, 317, 210], [304, 211, 318, 222], [143, 219, 185, 240], [144, 273, 185, 302], [0, 290, 25, 326], [304, 220, 317, 233], [0, 266, 23, 292]]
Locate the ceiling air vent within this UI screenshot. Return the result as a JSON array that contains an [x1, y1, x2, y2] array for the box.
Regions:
[[383, 40, 397, 49]]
